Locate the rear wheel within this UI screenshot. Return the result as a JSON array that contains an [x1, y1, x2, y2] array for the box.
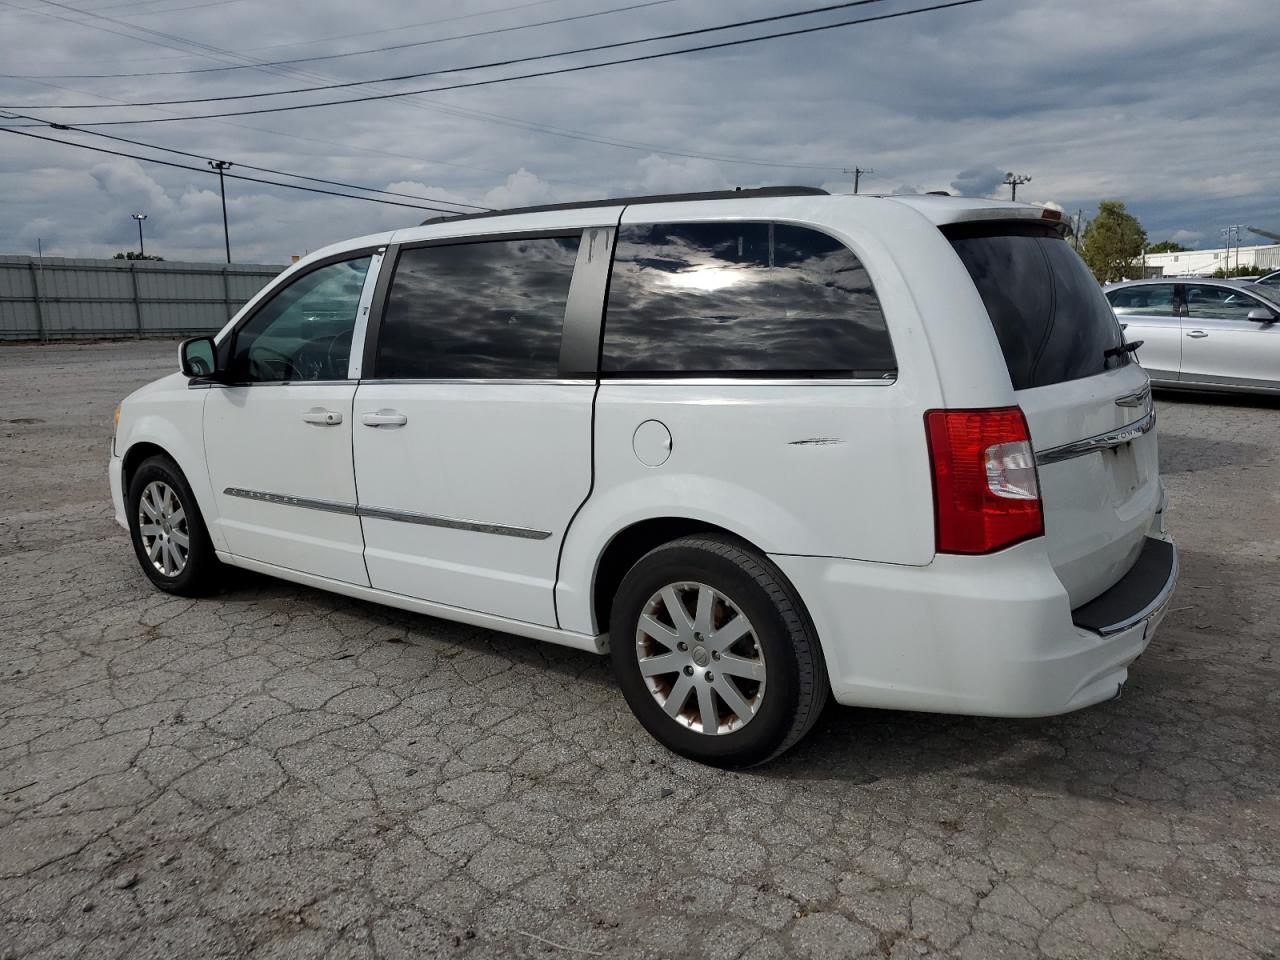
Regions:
[[609, 535, 827, 767], [127, 455, 221, 595]]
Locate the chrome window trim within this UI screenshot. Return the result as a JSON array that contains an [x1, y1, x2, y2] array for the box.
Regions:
[[1035, 409, 1156, 466], [222, 487, 551, 540], [362, 378, 596, 386], [598, 376, 897, 387], [193, 379, 354, 389]]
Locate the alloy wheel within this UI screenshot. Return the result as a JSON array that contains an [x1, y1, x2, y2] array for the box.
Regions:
[[635, 581, 767, 735], [137, 480, 189, 577]]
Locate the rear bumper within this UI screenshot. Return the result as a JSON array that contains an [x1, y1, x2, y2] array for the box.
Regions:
[[772, 533, 1177, 718]]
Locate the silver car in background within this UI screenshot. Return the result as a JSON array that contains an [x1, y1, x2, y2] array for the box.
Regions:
[[1104, 278, 1280, 393]]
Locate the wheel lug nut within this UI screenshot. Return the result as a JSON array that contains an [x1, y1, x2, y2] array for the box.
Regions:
[[677, 641, 688, 651], [683, 665, 694, 676], [712, 651, 720, 661], [705, 672, 714, 682]]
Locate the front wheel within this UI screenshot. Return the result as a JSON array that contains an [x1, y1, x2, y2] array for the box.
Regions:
[[609, 535, 828, 767], [127, 454, 221, 596]]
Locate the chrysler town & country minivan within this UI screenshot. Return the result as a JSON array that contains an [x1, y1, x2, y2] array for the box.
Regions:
[[110, 187, 1177, 765]]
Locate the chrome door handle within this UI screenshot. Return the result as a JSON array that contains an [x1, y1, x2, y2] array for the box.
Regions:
[[361, 409, 408, 428], [1186, 330, 1208, 339], [302, 407, 343, 425]]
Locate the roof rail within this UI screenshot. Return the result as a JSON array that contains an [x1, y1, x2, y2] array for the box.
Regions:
[[419, 185, 830, 226]]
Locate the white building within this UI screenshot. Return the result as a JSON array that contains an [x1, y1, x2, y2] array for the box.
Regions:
[[1140, 242, 1280, 277]]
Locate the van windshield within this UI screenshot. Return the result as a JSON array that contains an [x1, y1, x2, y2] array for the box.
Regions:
[[945, 223, 1128, 390]]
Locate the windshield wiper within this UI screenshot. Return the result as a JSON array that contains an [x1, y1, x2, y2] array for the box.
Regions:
[[1104, 341, 1143, 360]]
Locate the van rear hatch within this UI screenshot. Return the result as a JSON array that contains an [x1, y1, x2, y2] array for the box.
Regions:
[[944, 221, 1161, 607]]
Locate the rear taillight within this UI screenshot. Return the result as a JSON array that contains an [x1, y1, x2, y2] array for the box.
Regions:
[[925, 407, 1044, 554]]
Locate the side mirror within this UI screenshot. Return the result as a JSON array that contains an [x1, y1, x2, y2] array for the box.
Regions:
[[1247, 308, 1276, 323], [179, 336, 218, 378]]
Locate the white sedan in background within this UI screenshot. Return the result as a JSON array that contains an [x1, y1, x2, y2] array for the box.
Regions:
[[1104, 278, 1280, 393]]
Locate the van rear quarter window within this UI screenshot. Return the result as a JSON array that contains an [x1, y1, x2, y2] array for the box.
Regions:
[[601, 222, 895, 378], [945, 223, 1128, 390]]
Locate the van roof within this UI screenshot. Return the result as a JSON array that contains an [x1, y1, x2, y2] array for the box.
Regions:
[[419, 186, 829, 226], [420, 187, 1066, 231]]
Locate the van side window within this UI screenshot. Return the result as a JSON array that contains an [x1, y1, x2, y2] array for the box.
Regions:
[[230, 257, 370, 383], [375, 236, 581, 380], [601, 222, 895, 378]]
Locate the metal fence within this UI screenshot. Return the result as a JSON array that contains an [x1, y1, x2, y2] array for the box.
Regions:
[[0, 256, 286, 341]]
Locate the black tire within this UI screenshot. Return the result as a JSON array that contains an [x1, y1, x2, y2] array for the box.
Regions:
[[126, 454, 222, 596], [609, 534, 828, 767]]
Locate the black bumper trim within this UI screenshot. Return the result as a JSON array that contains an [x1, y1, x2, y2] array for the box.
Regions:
[[1071, 536, 1177, 636]]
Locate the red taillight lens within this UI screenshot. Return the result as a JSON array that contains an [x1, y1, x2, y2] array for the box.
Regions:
[[925, 407, 1044, 554]]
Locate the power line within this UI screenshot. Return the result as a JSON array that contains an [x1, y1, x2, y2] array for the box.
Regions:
[[0, 0, 578, 63], [14, 0, 899, 107], [0, 125, 478, 213], [8, 0, 989, 124], [3, 111, 491, 208], [2, 61, 596, 185], [2, 0, 679, 79], [0, 0, 847, 174]]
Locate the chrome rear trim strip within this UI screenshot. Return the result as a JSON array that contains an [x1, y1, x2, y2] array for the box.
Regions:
[[1035, 409, 1156, 466], [222, 488, 551, 540]]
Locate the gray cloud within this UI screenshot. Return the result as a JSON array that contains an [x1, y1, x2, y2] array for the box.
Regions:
[[1, 0, 1276, 261], [951, 165, 1008, 199]]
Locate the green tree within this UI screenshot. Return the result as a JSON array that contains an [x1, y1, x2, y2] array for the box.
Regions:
[[113, 251, 165, 261], [1081, 201, 1148, 283], [1146, 240, 1189, 254]]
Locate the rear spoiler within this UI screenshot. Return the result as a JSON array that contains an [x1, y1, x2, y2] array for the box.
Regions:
[[887, 196, 1071, 236]]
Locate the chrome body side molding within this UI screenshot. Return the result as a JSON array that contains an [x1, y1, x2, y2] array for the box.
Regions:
[[223, 487, 551, 540], [222, 487, 358, 515]]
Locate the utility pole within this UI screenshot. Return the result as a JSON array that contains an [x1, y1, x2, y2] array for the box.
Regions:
[[843, 167, 873, 194], [1220, 225, 1242, 276], [1073, 209, 1083, 250], [131, 212, 148, 257], [1003, 172, 1032, 202], [209, 160, 233, 263]]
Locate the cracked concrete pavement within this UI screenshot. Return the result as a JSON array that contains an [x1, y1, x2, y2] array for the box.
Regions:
[[2, 340, 1279, 959]]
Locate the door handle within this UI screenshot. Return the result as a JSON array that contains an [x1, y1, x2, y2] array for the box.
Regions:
[[302, 407, 343, 425], [361, 409, 408, 428], [1186, 330, 1208, 339]]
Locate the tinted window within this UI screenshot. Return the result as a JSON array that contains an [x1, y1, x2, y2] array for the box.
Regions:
[[1106, 284, 1178, 316], [376, 236, 580, 379], [231, 257, 370, 382], [947, 225, 1127, 390], [601, 222, 895, 377], [1184, 284, 1268, 320]]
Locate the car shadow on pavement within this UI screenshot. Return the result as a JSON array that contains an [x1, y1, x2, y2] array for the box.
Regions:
[[218, 546, 1277, 817]]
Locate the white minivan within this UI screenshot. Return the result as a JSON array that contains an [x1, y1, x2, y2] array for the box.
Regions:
[[110, 187, 1177, 766]]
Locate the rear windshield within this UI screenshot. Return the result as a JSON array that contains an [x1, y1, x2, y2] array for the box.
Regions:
[[945, 223, 1128, 390]]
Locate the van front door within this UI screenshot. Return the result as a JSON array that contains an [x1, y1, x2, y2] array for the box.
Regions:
[[204, 253, 381, 584], [353, 227, 613, 626]]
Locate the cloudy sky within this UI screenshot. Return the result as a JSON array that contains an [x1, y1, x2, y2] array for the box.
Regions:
[[1, 0, 1276, 264]]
